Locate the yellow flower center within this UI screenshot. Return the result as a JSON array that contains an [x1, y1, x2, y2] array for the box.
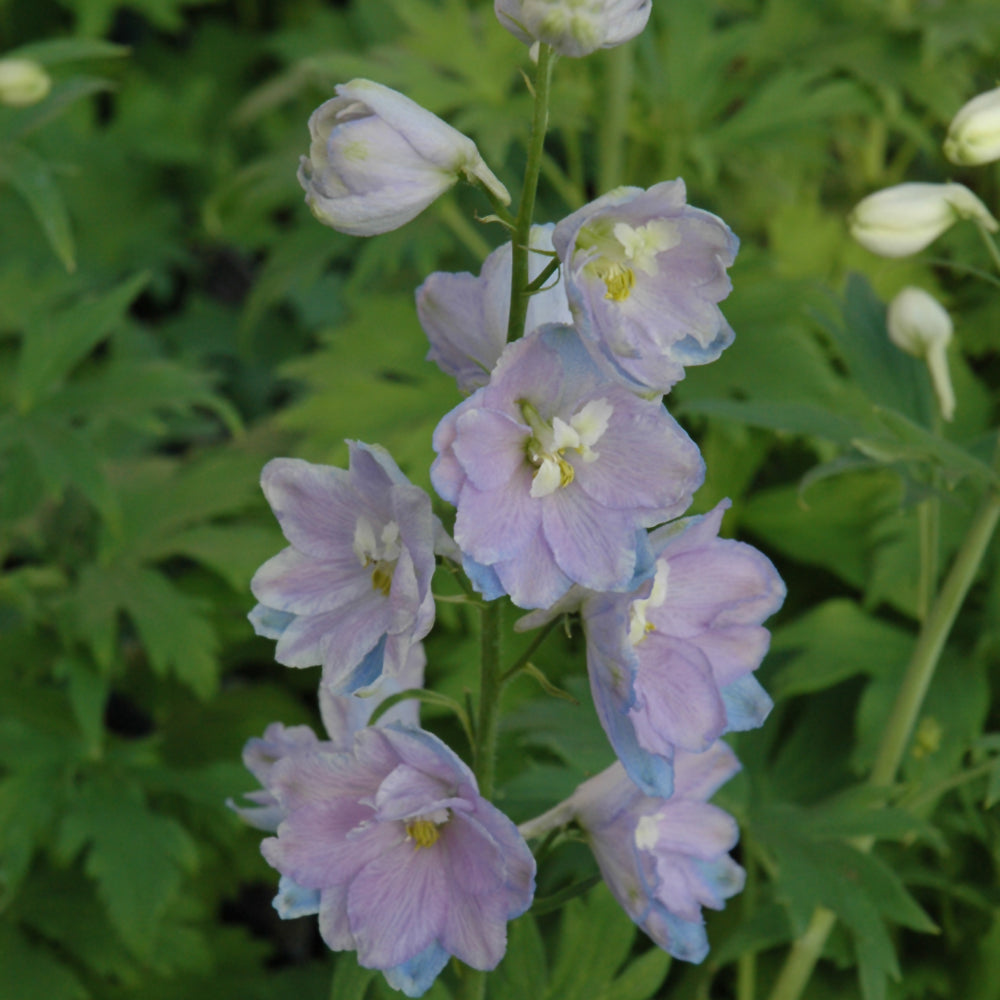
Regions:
[[353, 518, 402, 596], [406, 818, 441, 849], [600, 263, 636, 302]]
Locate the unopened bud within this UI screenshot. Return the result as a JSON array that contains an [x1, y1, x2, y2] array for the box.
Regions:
[[944, 86, 1000, 167], [849, 182, 997, 258], [0, 57, 51, 107], [886, 287, 956, 421]]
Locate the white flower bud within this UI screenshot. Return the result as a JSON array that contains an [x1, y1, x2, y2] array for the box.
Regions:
[[298, 79, 509, 237], [887, 287, 956, 421], [0, 57, 51, 107], [848, 182, 998, 258], [495, 0, 651, 58], [944, 86, 1000, 166]]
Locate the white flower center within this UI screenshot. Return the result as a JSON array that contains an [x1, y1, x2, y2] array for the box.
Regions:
[[634, 814, 660, 851], [353, 518, 402, 595], [578, 217, 681, 302], [628, 559, 670, 645], [520, 398, 613, 499]]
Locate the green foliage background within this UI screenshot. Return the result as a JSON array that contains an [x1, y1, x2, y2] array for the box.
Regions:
[[1, 1, 999, 998]]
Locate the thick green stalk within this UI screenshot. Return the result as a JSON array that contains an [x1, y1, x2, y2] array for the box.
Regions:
[[507, 44, 555, 343], [461, 600, 503, 1000], [597, 44, 633, 193], [473, 600, 503, 800], [766, 478, 1000, 1000]]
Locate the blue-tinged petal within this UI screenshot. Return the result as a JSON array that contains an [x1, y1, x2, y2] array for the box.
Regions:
[[720, 673, 773, 732], [274, 875, 322, 919], [248, 603, 296, 640], [383, 943, 451, 998]]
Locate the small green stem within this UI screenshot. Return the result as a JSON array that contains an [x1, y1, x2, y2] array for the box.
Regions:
[[500, 617, 562, 684], [766, 473, 1000, 1000], [507, 44, 555, 343], [597, 44, 633, 193], [916, 475, 940, 623], [974, 219, 1000, 278]]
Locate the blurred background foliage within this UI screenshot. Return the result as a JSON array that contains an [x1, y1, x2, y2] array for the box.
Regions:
[[1, 0, 999, 998]]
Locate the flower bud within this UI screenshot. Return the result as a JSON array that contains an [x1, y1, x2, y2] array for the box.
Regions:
[[495, 0, 651, 58], [848, 182, 998, 258], [944, 87, 1000, 166], [0, 57, 51, 107], [298, 79, 509, 237], [887, 287, 956, 421]]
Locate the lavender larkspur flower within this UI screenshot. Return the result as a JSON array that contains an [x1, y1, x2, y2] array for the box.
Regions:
[[298, 79, 509, 237], [228, 646, 426, 917], [521, 741, 744, 963], [261, 726, 536, 997], [552, 180, 738, 393], [495, 0, 652, 58], [250, 443, 448, 693], [431, 324, 704, 609], [585, 500, 782, 796], [417, 224, 572, 393]]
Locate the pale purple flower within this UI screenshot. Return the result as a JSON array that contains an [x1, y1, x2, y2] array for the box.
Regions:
[[416, 224, 572, 393], [431, 324, 704, 609], [521, 741, 744, 963], [249, 443, 446, 693], [552, 180, 738, 393], [580, 500, 782, 797], [261, 726, 536, 997], [495, 0, 651, 58], [299, 79, 509, 237], [228, 646, 426, 918]]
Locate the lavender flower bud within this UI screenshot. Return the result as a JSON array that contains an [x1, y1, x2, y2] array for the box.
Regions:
[[495, 0, 651, 58], [298, 79, 509, 236]]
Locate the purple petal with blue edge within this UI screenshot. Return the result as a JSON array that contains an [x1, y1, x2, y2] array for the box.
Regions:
[[383, 943, 451, 998]]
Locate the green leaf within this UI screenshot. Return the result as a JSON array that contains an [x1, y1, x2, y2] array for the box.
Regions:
[[18, 412, 118, 523], [593, 945, 671, 1000], [16, 272, 149, 409], [117, 568, 221, 699], [8, 38, 129, 66], [16, 867, 139, 984], [817, 274, 934, 425], [0, 142, 75, 272], [545, 883, 639, 1000], [329, 958, 378, 1000], [68, 563, 220, 697], [853, 406, 999, 488], [0, 75, 116, 141], [277, 294, 461, 495], [769, 599, 913, 698], [56, 775, 198, 959], [491, 912, 547, 1000], [0, 923, 87, 1000]]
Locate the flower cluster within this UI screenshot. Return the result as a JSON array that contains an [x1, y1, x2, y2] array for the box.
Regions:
[[233, 8, 785, 996]]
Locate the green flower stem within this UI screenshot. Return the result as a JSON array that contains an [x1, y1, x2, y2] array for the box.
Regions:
[[462, 601, 505, 1000], [597, 44, 633, 193], [916, 493, 939, 622], [766, 475, 1000, 1000], [507, 44, 555, 343], [473, 600, 503, 800], [974, 218, 1000, 278]]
